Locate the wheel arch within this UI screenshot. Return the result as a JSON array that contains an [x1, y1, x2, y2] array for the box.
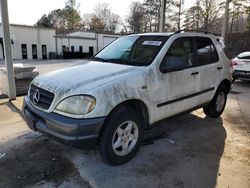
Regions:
[[218, 79, 231, 94], [100, 99, 150, 135]]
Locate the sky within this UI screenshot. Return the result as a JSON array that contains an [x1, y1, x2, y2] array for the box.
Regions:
[[5, 0, 196, 26]]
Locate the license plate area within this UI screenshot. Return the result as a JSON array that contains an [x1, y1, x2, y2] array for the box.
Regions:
[[24, 109, 36, 130]]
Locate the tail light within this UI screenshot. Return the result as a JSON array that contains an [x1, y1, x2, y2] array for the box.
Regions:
[[230, 60, 238, 67], [231, 60, 238, 67], [229, 60, 234, 79]]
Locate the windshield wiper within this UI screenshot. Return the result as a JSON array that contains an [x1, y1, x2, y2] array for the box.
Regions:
[[91, 57, 106, 62], [92, 57, 145, 66], [103, 58, 132, 65]]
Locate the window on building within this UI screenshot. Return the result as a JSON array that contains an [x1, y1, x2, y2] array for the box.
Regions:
[[79, 46, 83, 53], [42, 45, 47, 59], [89, 46, 93, 56], [196, 37, 219, 65], [21, 44, 27, 59], [32, 44, 37, 59], [62, 45, 66, 52], [71, 46, 74, 52]]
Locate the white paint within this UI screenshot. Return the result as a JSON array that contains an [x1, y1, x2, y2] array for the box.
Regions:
[[56, 37, 96, 55], [233, 52, 250, 72], [0, 24, 121, 60], [0, 24, 55, 60], [29, 32, 232, 124], [55, 32, 121, 56]]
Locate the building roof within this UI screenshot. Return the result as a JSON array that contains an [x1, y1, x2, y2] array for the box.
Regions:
[[0, 23, 55, 30], [55, 31, 122, 40], [54, 34, 96, 40]]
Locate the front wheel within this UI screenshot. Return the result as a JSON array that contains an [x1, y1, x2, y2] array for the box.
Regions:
[[98, 106, 144, 165], [203, 86, 227, 118]]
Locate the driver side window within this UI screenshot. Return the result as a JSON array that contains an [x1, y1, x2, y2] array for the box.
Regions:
[[160, 37, 194, 72]]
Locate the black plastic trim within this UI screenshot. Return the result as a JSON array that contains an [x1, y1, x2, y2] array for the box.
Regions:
[[157, 87, 215, 107], [151, 102, 210, 127], [23, 96, 105, 149]]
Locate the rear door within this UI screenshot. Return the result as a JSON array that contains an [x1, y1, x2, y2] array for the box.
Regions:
[[195, 37, 221, 105]]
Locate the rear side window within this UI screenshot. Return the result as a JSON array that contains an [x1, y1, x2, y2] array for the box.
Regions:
[[196, 37, 219, 65], [216, 37, 231, 59]]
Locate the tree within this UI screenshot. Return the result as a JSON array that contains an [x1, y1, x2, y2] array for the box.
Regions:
[[89, 15, 106, 32], [221, 0, 246, 33], [127, 1, 145, 33], [159, 0, 180, 31], [143, 0, 162, 32], [126, 0, 179, 33], [200, 0, 219, 32], [246, 4, 250, 32], [183, 5, 204, 30], [87, 3, 120, 33], [36, 9, 67, 34], [35, 0, 84, 34], [36, 14, 54, 28], [63, 0, 84, 32]]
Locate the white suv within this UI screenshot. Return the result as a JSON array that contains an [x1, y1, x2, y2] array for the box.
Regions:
[[23, 31, 232, 165]]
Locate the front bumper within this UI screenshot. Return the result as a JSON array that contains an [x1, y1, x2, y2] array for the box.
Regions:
[[233, 70, 250, 80], [23, 96, 105, 149]]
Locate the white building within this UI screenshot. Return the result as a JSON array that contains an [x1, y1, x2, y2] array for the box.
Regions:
[[55, 32, 120, 57], [0, 24, 122, 60], [0, 24, 56, 60]]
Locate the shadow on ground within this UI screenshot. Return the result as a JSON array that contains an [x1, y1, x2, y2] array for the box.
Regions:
[[0, 136, 91, 187], [0, 112, 226, 188]]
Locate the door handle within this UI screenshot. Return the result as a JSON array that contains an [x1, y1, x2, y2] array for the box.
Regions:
[[217, 66, 223, 70], [191, 72, 199, 75]]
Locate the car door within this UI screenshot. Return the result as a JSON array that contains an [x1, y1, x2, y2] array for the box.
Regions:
[[194, 37, 221, 105], [152, 37, 200, 122]]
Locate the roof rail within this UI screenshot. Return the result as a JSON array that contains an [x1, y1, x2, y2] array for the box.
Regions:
[[174, 29, 220, 36]]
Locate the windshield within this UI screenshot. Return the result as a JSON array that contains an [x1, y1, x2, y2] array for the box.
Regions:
[[92, 35, 168, 66]]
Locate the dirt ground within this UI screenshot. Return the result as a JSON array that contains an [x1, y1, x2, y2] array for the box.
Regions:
[[0, 81, 249, 188]]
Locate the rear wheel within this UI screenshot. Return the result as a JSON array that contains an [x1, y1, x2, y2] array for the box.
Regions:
[[98, 106, 144, 165], [203, 86, 227, 118]]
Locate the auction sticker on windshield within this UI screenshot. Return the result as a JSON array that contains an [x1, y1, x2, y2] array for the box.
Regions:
[[142, 41, 162, 46]]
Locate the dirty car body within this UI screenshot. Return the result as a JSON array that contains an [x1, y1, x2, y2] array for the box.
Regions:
[[23, 32, 233, 165]]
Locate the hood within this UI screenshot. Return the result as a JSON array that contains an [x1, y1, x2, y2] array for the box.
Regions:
[[32, 61, 143, 96]]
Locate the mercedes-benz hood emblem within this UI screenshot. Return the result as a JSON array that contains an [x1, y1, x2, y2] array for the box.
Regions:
[[33, 89, 40, 105]]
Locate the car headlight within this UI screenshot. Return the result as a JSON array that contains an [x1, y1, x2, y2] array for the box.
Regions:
[[54, 95, 96, 118]]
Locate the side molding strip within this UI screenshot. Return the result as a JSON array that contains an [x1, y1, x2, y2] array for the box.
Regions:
[[157, 87, 215, 108]]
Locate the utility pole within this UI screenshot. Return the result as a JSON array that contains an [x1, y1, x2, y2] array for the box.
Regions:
[[178, 0, 182, 30], [177, 0, 185, 30], [159, 0, 166, 32], [222, 0, 230, 39], [196, 0, 200, 30], [0, 0, 16, 100]]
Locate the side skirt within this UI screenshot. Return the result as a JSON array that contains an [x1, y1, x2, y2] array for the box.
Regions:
[[148, 102, 210, 129]]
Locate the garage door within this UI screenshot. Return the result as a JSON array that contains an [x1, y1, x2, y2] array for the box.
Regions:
[[103, 37, 117, 47]]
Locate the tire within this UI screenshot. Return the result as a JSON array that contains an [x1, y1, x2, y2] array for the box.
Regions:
[[98, 106, 145, 165], [203, 86, 227, 118]]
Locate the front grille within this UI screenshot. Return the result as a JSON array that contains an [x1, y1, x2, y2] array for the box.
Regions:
[[29, 84, 54, 110]]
